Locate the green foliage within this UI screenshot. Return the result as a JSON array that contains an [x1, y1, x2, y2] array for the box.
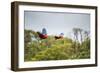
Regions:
[[24, 29, 90, 61], [32, 42, 74, 61], [24, 30, 32, 44], [78, 38, 90, 59]]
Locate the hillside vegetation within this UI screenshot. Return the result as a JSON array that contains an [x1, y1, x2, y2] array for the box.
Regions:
[[24, 29, 90, 61]]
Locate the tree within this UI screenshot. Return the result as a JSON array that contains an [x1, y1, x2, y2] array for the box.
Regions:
[[78, 28, 83, 43], [24, 30, 33, 61], [73, 28, 79, 42], [73, 28, 80, 53], [73, 28, 84, 43], [24, 30, 32, 44], [24, 29, 40, 61], [84, 31, 90, 40]]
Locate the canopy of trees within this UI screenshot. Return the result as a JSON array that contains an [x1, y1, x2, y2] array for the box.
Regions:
[[24, 28, 90, 61]]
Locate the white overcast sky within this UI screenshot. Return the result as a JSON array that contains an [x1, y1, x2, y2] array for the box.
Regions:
[[24, 11, 90, 38]]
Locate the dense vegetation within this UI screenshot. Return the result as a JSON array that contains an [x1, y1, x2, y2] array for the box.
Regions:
[[24, 29, 90, 61]]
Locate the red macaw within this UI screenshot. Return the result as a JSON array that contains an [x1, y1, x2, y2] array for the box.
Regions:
[[54, 33, 64, 40], [37, 32, 48, 39]]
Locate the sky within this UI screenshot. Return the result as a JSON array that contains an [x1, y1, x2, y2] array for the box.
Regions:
[[24, 11, 90, 39]]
